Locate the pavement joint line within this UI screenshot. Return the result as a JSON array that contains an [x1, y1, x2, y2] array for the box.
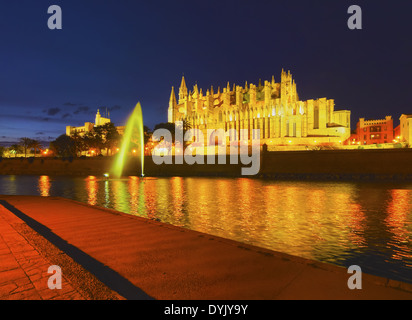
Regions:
[[2, 215, 87, 301], [0, 204, 121, 300], [1, 227, 36, 294], [0, 216, 43, 299], [0, 212, 83, 300]]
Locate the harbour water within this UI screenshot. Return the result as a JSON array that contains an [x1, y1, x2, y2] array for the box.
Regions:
[[0, 175, 411, 284]]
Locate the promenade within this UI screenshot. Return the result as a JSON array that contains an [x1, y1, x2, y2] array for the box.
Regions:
[[0, 195, 411, 300], [3, 148, 412, 180]]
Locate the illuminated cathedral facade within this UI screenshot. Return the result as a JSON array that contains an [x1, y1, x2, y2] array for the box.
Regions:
[[168, 70, 351, 146]]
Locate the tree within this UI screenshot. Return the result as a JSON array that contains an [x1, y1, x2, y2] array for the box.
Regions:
[[143, 125, 152, 146], [71, 131, 85, 157], [49, 134, 76, 157], [97, 122, 122, 155], [83, 130, 104, 155], [29, 139, 42, 156], [153, 122, 176, 142], [9, 144, 22, 157], [19, 137, 33, 158], [178, 120, 192, 147], [0, 146, 5, 157]]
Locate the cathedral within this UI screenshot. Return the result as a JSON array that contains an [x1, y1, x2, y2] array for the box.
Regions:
[[168, 70, 351, 147]]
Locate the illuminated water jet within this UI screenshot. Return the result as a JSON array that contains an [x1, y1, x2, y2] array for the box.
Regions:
[[112, 102, 145, 177]]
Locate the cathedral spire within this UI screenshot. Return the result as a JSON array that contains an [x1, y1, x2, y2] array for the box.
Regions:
[[169, 86, 177, 106], [180, 75, 187, 91], [193, 84, 199, 99], [168, 86, 177, 123], [178, 75, 188, 102]]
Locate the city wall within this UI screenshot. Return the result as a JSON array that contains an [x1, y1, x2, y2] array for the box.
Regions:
[[1, 148, 412, 180]]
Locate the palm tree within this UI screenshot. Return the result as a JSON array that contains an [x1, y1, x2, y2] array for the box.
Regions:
[[179, 120, 192, 148], [29, 139, 42, 157], [19, 137, 33, 158]]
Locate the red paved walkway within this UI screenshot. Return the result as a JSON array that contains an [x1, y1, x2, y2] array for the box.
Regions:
[[0, 204, 85, 299], [0, 195, 411, 300]]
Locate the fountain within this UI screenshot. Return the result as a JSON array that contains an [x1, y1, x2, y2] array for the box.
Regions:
[[112, 102, 145, 177]]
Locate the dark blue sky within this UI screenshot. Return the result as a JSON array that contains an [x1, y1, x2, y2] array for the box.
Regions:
[[0, 0, 411, 145]]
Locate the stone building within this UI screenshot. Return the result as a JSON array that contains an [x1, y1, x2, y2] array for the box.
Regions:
[[399, 114, 412, 145], [348, 116, 394, 145], [168, 70, 351, 146], [66, 109, 124, 137]]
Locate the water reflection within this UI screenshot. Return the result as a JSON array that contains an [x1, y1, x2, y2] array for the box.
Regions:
[[128, 176, 141, 215], [1, 175, 410, 283], [111, 179, 130, 214], [385, 189, 412, 264], [86, 176, 98, 205], [170, 177, 186, 225], [38, 176, 51, 196]]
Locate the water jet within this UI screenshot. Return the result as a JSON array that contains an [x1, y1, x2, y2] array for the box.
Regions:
[[112, 102, 145, 177]]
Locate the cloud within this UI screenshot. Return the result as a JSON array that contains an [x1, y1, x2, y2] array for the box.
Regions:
[[42, 107, 61, 116], [63, 102, 77, 106], [62, 113, 71, 119], [99, 105, 122, 112], [73, 106, 91, 114], [36, 131, 44, 135], [47, 107, 61, 116], [0, 114, 71, 124], [109, 105, 122, 111]]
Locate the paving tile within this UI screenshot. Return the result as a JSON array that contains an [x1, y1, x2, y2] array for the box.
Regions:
[[0, 268, 27, 285]]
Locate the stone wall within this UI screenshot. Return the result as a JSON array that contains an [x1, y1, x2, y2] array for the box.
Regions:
[[1, 148, 412, 180]]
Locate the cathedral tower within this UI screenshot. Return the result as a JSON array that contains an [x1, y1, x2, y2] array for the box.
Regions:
[[168, 86, 177, 123], [178, 76, 188, 104]]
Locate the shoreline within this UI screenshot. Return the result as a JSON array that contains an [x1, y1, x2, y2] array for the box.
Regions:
[[1, 148, 412, 181]]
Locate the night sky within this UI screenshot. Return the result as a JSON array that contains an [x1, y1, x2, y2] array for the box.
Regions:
[[0, 0, 411, 146]]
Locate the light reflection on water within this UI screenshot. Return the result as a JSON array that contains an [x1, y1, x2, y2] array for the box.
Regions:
[[0, 175, 411, 283]]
